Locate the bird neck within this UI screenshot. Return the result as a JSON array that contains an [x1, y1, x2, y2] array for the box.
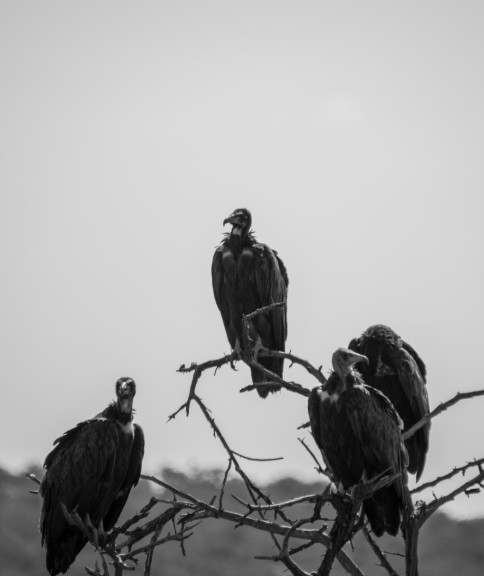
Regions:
[[229, 228, 249, 242], [225, 229, 253, 255], [104, 401, 134, 425], [331, 367, 362, 393]]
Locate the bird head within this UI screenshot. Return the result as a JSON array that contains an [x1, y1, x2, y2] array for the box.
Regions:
[[363, 324, 401, 346], [332, 347, 368, 379], [223, 208, 252, 237], [116, 377, 136, 413]]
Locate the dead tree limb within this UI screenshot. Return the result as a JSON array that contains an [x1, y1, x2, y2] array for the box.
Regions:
[[403, 389, 484, 441], [30, 302, 484, 575]]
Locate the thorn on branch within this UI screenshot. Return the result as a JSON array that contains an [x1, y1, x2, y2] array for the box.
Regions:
[[26, 472, 41, 486], [465, 488, 481, 496], [412, 456, 484, 494]]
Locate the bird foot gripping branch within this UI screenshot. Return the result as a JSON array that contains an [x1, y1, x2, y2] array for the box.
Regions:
[[60, 505, 107, 551], [229, 347, 241, 370]]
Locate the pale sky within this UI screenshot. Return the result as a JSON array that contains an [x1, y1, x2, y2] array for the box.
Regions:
[[1, 1, 483, 519]]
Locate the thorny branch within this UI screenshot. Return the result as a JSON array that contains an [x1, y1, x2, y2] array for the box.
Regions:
[[402, 389, 484, 441], [411, 457, 484, 495], [30, 304, 484, 575], [168, 305, 484, 575]]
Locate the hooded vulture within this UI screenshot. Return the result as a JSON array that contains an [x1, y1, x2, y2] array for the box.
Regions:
[[39, 377, 144, 575], [348, 324, 430, 481], [212, 208, 288, 398], [308, 348, 413, 537]]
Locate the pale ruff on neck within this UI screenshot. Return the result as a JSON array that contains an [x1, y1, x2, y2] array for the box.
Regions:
[[120, 419, 134, 436]]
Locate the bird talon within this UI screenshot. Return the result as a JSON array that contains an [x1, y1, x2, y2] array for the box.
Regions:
[[85, 514, 100, 549], [229, 350, 240, 370], [251, 338, 267, 363]]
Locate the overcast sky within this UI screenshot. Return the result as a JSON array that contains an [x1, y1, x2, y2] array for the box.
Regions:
[[1, 1, 483, 519]]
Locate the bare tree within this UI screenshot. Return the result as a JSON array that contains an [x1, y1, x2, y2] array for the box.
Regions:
[[29, 305, 484, 576]]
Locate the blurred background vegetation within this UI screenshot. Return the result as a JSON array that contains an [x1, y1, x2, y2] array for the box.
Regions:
[[3, 465, 483, 576]]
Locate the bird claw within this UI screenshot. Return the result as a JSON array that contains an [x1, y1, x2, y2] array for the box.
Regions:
[[85, 513, 100, 549], [251, 338, 267, 363], [60, 505, 106, 551], [229, 350, 240, 371]]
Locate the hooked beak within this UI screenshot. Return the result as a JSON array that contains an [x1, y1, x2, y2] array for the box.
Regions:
[[223, 213, 239, 227], [349, 351, 369, 366]]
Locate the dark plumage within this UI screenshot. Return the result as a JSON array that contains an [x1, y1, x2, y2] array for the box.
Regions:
[[39, 378, 145, 575], [212, 208, 288, 398], [308, 348, 413, 537], [349, 324, 430, 480]]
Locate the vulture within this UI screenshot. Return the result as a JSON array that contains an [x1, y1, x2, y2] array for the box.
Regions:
[[39, 377, 144, 575], [308, 348, 413, 537], [212, 208, 288, 398], [348, 324, 430, 480]]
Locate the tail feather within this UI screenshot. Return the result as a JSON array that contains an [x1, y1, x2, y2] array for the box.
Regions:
[[46, 530, 86, 575], [405, 434, 428, 481], [42, 498, 87, 575], [250, 356, 283, 398], [364, 486, 401, 537]]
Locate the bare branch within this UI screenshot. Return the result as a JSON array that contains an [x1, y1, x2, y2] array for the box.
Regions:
[[258, 348, 327, 385], [416, 468, 484, 525], [73, 349, 484, 576], [232, 492, 331, 515], [218, 459, 232, 510], [240, 374, 310, 397], [412, 457, 484, 494], [279, 518, 315, 576], [362, 527, 399, 576], [403, 389, 484, 441], [176, 355, 233, 415], [192, 394, 289, 521], [232, 450, 283, 462], [117, 504, 186, 551], [122, 529, 193, 560], [298, 437, 331, 479], [111, 497, 164, 540], [141, 474, 363, 576]]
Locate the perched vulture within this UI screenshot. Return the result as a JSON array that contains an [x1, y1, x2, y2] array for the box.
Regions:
[[348, 324, 430, 481], [308, 348, 413, 537], [212, 208, 288, 398], [39, 378, 144, 575]]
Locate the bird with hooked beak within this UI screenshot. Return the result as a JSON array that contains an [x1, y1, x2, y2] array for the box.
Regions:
[[308, 347, 413, 538], [39, 377, 145, 575], [212, 208, 289, 398]]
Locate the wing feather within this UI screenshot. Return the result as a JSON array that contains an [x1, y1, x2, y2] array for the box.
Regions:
[[41, 419, 120, 541], [396, 347, 430, 426], [104, 424, 145, 530], [344, 386, 406, 474], [402, 339, 427, 380], [253, 243, 288, 350]]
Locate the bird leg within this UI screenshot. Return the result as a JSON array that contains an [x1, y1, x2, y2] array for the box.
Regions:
[[60, 504, 107, 551], [251, 336, 265, 363], [85, 513, 100, 549], [60, 504, 95, 543], [229, 340, 242, 370]]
